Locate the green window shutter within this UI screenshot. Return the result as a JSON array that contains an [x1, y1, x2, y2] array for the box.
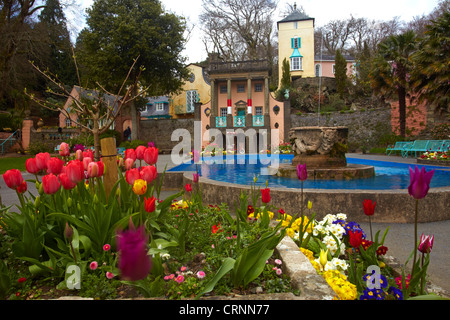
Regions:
[[291, 37, 301, 49]]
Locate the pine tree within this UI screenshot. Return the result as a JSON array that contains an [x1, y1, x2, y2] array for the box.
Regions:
[[334, 49, 348, 99]]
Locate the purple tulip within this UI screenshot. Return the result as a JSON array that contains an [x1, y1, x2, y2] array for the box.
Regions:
[[116, 220, 152, 281], [296, 163, 307, 181], [408, 166, 434, 199], [193, 172, 199, 183]]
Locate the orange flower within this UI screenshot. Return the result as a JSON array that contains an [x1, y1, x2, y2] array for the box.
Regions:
[[132, 179, 147, 195]]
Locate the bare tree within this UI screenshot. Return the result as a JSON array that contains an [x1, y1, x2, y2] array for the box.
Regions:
[[199, 0, 277, 61], [25, 53, 147, 160]]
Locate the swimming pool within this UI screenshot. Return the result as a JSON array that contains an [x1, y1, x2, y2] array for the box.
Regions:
[[169, 154, 450, 190]]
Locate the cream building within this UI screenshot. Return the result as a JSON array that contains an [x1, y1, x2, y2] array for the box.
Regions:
[[277, 6, 315, 84]]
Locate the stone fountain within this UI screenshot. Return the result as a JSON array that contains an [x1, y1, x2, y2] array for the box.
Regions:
[[276, 126, 375, 180]]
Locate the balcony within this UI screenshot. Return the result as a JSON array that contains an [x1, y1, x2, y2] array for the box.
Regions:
[[213, 115, 267, 129], [208, 59, 270, 74]]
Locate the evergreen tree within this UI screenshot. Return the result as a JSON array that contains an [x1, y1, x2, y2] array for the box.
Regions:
[[334, 49, 348, 99], [37, 0, 77, 86], [76, 0, 189, 139]]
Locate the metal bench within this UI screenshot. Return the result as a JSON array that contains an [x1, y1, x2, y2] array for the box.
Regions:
[[402, 140, 430, 158], [385, 141, 411, 156]]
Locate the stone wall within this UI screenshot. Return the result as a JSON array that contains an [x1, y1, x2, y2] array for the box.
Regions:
[[139, 118, 195, 153], [290, 108, 392, 151]]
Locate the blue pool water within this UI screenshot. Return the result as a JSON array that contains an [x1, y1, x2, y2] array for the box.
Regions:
[[169, 154, 450, 190]]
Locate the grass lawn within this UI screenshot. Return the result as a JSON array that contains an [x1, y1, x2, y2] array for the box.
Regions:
[[0, 155, 33, 174]]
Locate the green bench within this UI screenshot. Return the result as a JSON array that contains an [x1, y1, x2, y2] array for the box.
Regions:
[[385, 141, 412, 156]]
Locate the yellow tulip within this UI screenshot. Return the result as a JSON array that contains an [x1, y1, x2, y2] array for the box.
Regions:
[[319, 249, 328, 268], [132, 179, 147, 195], [308, 201, 312, 210]]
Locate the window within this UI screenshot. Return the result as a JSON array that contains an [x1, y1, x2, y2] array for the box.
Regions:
[[315, 64, 322, 77], [254, 83, 263, 92], [237, 84, 245, 93], [290, 57, 302, 71], [220, 85, 227, 94], [186, 90, 197, 113], [65, 118, 71, 127], [155, 102, 165, 112], [332, 64, 336, 74], [220, 108, 227, 117], [293, 22, 298, 29], [291, 37, 301, 49], [255, 107, 263, 115]]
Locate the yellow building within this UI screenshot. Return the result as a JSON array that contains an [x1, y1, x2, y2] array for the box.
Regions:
[[170, 63, 211, 119], [277, 6, 315, 84]]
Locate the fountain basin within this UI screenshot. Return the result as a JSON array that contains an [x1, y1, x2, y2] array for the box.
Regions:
[[276, 163, 375, 180]]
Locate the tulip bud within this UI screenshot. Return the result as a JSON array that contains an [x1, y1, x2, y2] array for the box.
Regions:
[[77, 203, 81, 211], [319, 249, 328, 268], [93, 194, 99, 204], [64, 222, 73, 239], [67, 197, 72, 208], [34, 195, 40, 207]]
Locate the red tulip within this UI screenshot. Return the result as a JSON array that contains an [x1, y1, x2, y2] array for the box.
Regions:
[[3, 169, 24, 190], [296, 163, 307, 181], [42, 173, 60, 194], [116, 220, 152, 281], [82, 157, 93, 171], [66, 160, 84, 184], [25, 158, 39, 174], [418, 233, 434, 254], [261, 188, 271, 203], [35, 152, 51, 170], [185, 183, 192, 192], [144, 196, 156, 213], [59, 142, 70, 157], [144, 147, 158, 165], [125, 168, 141, 185], [58, 173, 77, 190], [363, 199, 376, 216], [408, 165, 434, 200], [46, 157, 64, 175], [125, 149, 136, 162], [97, 161, 104, 177], [349, 230, 363, 248], [140, 165, 157, 184], [135, 146, 147, 160], [82, 150, 94, 160]]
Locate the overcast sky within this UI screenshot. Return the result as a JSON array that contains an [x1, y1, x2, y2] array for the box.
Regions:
[[71, 0, 441, 64]]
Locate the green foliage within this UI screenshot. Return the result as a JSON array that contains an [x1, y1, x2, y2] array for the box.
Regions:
[[334, 49, 348, 99], [76, 0, 189, 95]]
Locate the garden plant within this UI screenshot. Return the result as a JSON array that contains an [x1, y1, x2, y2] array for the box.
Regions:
[[0, 141, 447, 300]]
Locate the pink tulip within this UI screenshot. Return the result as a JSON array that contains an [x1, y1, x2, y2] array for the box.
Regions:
[[66, 160, 84, 184], [116, 219, 152, 281], [87, 161, 99, 178], [135, 146, 147, 160], [46, 157, 64, 175], [42, 173, 60, 194], [418, 233, 434, 254], [59, 142, 70, 157], [193, 172, 199, 183], [35, 152, 51, 170], [125, 168, 141, 185], [193, 149, 200, 163], [144, 147, 158, 165], [124, 158, 135, 170], [140, 165, 157, 184], [408, 166, 434, 200], [75, 149, 83, 161], [25, 158, 39, 174]]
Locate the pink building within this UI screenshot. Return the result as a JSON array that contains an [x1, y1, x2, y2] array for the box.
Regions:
[[314, 55, 356, 78]]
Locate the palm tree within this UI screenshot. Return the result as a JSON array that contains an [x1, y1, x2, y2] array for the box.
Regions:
[[410, 11, 450, 118], [369, 30, 417, 137]]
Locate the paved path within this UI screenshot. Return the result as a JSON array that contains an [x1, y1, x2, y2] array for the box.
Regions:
[[1, 152, 449, 295]]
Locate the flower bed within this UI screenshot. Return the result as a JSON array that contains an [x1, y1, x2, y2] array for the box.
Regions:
[[0, 142, 448, 301]]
